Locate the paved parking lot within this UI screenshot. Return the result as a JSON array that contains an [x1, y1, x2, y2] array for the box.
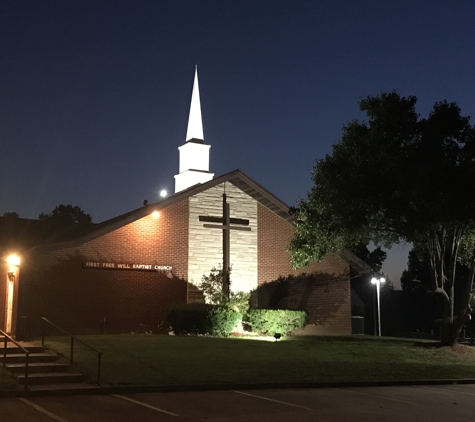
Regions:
[[2, 384, 475, 421]]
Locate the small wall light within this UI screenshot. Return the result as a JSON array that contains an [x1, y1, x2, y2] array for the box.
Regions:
[[152, 211, 160, 219], [7, 254, 20, 267]]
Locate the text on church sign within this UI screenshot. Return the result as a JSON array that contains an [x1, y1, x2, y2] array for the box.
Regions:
[[83, 262, 172, 271]]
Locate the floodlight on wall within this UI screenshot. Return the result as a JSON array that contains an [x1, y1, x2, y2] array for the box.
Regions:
[[152, 211, 160, 219]]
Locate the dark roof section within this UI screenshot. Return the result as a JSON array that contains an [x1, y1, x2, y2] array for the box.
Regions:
[[226, 171, 291, 220], [0, 217, 98, 252], [340, 249, 372, 277], [0, 217, 46, 251]]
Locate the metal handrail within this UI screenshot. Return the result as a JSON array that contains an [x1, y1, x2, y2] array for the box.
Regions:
[[0, 329, 30, 390], [41, 317, 103, 386]]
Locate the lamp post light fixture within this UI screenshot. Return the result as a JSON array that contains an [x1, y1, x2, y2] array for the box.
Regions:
[[371, 276, 385, 336]]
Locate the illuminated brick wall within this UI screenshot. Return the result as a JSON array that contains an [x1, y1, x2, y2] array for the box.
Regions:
[[17, 201, 189, 335], [257, 203, 352, 335], [14, 189, 351, 337]]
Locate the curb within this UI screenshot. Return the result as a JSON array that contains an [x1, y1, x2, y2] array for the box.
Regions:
[[1, 378, 475, 398]]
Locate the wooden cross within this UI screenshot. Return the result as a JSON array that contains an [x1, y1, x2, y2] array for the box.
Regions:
[[199, 193, 251, 298]]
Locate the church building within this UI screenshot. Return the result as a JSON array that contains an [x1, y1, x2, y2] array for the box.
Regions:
[[1, 69, 368, 338]]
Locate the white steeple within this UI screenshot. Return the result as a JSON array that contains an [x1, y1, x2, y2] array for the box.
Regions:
[[174, 67, 214, 193], [185, 67, 204, 142]]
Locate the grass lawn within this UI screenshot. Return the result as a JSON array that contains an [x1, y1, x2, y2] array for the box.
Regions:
[[3, 334, 475, 390]]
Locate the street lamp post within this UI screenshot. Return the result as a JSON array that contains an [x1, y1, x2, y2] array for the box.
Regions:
[[371, 276, 385, 336]]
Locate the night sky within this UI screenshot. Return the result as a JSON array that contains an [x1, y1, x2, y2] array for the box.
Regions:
[[2, 1, 475, 285]]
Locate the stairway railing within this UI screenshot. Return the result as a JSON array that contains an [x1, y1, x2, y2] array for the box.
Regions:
[[41, 317, 103, 386], [0, 329, 30, 390]]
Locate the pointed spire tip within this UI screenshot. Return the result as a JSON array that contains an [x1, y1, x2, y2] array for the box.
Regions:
[[185, 67, 204, 142]]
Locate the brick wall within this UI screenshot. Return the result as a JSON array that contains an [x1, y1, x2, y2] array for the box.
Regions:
[[13, 192, 352, 337], [17, 201, 189, 336], [257, 203, 351, 335]]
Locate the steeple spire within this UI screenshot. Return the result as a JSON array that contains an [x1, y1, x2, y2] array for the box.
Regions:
[[185, 66, 204, 142], [174, 67, 214, 193]]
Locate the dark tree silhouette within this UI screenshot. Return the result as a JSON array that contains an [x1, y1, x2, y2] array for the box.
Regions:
[[39, 204, 92, 224], [289, 92, 475, 345]]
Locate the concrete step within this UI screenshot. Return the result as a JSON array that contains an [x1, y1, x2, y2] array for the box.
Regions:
[[1, 340, 93, 389], [0, 352, 58, 364], [28, 383, 99, 392], [0, 342, 45, 354], [6, 362, 70, 374], [17, 372, 86, 386]]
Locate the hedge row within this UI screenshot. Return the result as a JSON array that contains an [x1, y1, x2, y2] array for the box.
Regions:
[[244, 308, 307, 335], [167, 304, 306, 337], [167, 303, 241, 337]]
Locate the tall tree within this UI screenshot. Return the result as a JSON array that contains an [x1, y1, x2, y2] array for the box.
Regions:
[[289, 93, 475, 345], [401, 249, 432, 294], [400, 249, 441, 333]]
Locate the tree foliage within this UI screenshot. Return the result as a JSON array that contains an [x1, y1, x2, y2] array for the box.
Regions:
[[198, 266, 229, 305], [290, 92, 475, 345], [353, 243, 387, 273], [3, 212, 19, 218], [39, 204, 92, 224]]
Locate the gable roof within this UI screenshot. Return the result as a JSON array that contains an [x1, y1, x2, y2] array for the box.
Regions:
[[34, 169, 292, 249], [26, 168, 370, 276]]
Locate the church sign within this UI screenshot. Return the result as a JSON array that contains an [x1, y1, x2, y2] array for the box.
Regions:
[[83, 262, 172, 271]]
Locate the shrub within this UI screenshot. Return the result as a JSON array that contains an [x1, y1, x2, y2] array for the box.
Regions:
[[244, 309, 307, 336], [208, 307, 242, 337], [198, 266, 228, 305], [228, 291, 251, 314], [167, 303, 241, 337], [167, 303, 211, 335]]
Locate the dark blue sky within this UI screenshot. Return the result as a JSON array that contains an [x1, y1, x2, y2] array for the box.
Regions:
[[2, 1, 474, 283]]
